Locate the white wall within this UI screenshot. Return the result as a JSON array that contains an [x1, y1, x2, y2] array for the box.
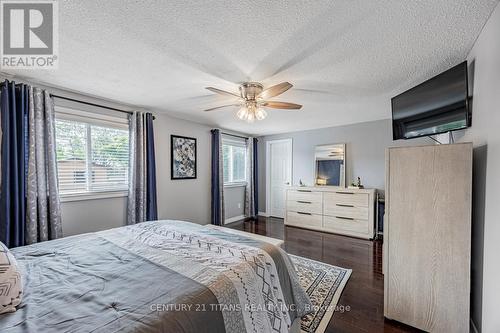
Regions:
[[154, 114, 213, 224], [154, 116, 247, 224], [257, 119, 429, 209], [61, 197, 127, 236], [224, 186, 246, 221], [461, 3, 500, 332]]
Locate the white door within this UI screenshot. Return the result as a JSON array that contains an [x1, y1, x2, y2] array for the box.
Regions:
[[267, 139, 292, 218]]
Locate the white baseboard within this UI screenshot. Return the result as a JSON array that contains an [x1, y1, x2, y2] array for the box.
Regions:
[[225, 215, 245, 224], [258, 211, 269, 217]]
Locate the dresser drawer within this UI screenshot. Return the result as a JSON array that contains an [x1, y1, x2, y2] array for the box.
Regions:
[[324, 204, 369, 220], [286, 212, 322, 229], [324, 191, 369, 207], [287, 190, 322, 204], [286, 200, 322, 214], [323, 215, 369, 234]]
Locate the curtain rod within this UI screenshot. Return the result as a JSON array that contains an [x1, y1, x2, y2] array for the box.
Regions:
[[51, 94, 156, 120], [1, 77, 156, 120], [221, 132, 249, 140]]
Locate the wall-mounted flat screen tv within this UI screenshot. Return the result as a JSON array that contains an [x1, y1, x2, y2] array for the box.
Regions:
[[392, 61, 470, 140]]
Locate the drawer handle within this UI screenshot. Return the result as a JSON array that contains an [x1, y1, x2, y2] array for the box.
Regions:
[[336, 191, 354, 195], [297, 212, 312, 215], [336, 204, 354, 207], [297, 201, 312, 204], [297, 190, 312, 192], [336, 216, 354, 220]]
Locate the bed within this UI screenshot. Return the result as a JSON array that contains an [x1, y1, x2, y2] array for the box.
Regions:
[[0, 220, 311, 333]]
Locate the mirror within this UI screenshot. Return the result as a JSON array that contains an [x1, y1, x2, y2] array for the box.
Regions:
[[314, 143, 345, 187]]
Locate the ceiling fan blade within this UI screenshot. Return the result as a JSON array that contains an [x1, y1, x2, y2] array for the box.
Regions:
[[263, 101, 302, 109], [206, 87, 241, 98], [258, 82, 293, 99], [204, 104, 240, 112]]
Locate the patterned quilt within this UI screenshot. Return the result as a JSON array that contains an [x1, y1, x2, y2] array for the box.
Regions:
[[0, 220, 311, 333]]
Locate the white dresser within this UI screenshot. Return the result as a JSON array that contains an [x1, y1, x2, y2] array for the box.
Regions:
[[285, 186, 376, 239]]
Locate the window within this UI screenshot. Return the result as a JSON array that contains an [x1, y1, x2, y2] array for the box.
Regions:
[[73, 171, 86, 184], [55, 108, 129, 196], [222, 138, 247, 185]]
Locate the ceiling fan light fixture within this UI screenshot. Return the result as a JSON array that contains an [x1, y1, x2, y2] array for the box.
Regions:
[[246, 110, 255, 123], [255, 108, 267, 120], [243, 103, 257, 123], [205, 81, 301, 123], [237, 107, 248, 120]]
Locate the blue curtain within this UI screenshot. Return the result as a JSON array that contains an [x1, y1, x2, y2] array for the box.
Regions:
[[145, 113, 157, 221], [211, 129, 224, 225], [252, 138, 259, 217], [0, 81, 28, 247]]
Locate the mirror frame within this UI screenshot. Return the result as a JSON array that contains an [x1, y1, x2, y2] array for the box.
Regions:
[[314, 143, 346, 188]]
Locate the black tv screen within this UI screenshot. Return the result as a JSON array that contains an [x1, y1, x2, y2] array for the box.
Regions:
[[392, 61, 470, 140]]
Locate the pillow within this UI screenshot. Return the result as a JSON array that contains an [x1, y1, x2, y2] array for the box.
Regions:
[[0, 242, 22, 314]]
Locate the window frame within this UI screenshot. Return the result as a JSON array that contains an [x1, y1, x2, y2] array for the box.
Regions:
[[55, 106, 130, 201], [222, 137, 248, 187]]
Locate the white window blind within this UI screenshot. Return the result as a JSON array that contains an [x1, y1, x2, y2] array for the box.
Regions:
[[222, 137, 247, 185], [55, 107, 129, 196]]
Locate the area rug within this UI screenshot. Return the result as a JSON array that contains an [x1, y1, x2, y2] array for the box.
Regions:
[[290, 255, 352, 333]]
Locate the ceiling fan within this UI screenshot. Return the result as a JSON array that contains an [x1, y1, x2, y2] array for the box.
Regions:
[[204, 82, 302, 122]]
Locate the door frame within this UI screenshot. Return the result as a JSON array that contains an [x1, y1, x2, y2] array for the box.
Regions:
[[265, 138, 293, 218]]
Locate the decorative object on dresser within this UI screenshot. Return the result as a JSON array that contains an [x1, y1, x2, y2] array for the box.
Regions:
[[349, 176, 364, 189], [384, 143, 472, 332], [285, 186, 376, 239], [171, 135, 197, 179]]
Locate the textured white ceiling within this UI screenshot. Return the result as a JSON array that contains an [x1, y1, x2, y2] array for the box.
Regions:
[[4, 0, 498, 135]]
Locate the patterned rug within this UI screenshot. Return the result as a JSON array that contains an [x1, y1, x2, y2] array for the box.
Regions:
[[290, 255, 352, 333]]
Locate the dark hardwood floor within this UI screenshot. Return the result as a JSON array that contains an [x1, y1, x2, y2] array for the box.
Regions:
[[228, 216, 422, 333]]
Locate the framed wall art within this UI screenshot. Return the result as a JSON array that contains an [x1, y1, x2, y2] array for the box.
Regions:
[[171, 135, 197, 180]]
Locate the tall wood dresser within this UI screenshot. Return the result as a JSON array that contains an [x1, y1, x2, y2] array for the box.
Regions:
[[285, 186, 376, 239], [384, 143, 472, 332]]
